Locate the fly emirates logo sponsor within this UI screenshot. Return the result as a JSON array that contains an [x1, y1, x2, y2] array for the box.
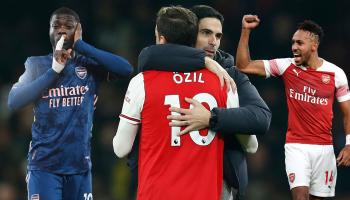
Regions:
[[42, 85, 89, 108], [289, 86, 328, 105]]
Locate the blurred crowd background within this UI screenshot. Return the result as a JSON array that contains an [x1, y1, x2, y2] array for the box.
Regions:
[[1, 0, 349, 199]]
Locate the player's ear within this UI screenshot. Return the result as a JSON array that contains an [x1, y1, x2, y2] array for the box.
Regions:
[[311, 40, 319, 52]]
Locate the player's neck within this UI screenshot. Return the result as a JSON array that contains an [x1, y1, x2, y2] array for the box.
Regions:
[[306, 55, 322, 70]]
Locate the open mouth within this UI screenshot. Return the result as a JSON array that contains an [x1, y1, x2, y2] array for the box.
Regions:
[[293, 53, 301, 58], [293, 52, 301, 59]]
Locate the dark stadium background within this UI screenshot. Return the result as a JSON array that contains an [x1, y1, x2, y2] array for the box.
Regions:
[[1, 0, 349, 199]]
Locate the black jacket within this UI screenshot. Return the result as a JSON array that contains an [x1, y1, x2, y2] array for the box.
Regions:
[[129, 44, 271, 199]]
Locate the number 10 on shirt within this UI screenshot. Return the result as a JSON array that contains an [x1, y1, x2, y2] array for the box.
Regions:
[[164, 93, 217, 147]]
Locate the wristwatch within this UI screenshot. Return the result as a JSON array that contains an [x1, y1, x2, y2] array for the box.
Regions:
[[209, 109, 218, 128]]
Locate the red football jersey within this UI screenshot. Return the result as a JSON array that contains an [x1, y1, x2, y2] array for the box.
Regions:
[[264, 58, 350, 144], [120, 69, 237, 200]]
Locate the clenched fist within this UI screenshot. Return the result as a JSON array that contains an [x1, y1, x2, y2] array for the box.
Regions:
[[242, 15, 260, 30]]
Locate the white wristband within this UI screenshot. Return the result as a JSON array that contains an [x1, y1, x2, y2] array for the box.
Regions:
[[346, 134, 350, 145], [52, 58, 65, 73]]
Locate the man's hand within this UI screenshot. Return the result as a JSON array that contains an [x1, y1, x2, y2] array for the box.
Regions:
[[242, 15, 260, 30], [52, 35, 72, 73], [204, 57, 236, 93], [54, 49, 72, 65], [73, 23, 82, 47], [54, 35, 72, 65], [167, 97, 211, 135], [337, 145, 350, 167]]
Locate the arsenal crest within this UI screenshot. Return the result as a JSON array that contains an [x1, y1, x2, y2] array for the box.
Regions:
[[289, 173, 295, 183], [75, 66, 87, 79], [321, 74, 330, 84]]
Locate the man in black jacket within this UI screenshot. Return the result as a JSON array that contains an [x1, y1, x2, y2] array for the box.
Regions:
[[129, 5, 271, 200]]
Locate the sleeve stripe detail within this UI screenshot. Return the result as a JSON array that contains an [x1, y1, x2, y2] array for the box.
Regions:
[[120, 114, 141, 123], [336, 85, 350, 97], [337, 94, 350, 102], [269, 59, 280, 76]]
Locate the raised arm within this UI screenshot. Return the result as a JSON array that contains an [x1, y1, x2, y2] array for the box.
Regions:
[[7, 67, 59, 111], [210, 67, 271, 135], [138, 44, 205, 72], [138, 44, 235, 91], [8, 36, 69, 110], [74, 23, 133, 77], [236, 15, 266, 77], [168, 67, 271, 136]]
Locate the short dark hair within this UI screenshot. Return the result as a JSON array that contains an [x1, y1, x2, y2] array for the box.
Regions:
[[297, 20, 324, 43], [156, 6, 198, 46], [190, 5, 224, 26], [50, 7, 80, 23]]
